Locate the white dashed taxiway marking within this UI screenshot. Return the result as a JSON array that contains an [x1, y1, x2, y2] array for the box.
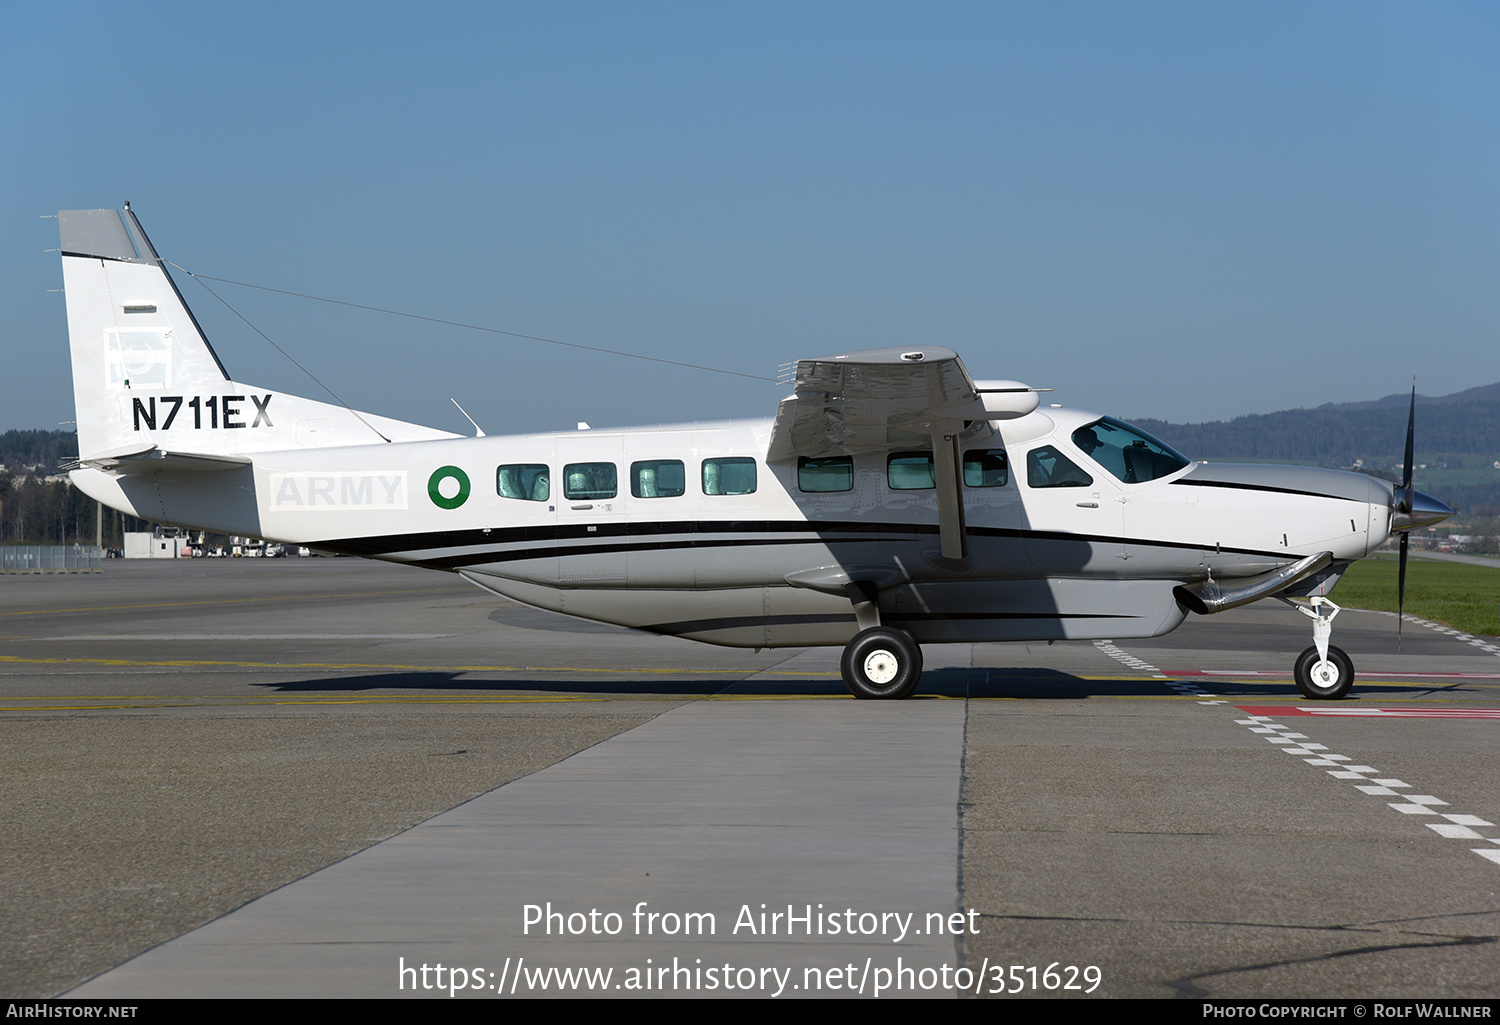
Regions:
[[1233, 713, 1500, 868]]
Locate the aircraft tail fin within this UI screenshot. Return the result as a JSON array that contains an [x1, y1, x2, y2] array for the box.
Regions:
[[58, 206, 457, 461]]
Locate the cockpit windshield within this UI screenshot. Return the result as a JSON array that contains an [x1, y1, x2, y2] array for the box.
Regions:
[[1071, 417, 1190, 484]]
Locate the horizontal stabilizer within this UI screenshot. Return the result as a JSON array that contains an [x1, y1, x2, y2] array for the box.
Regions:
[[77, 445, 253, 474]]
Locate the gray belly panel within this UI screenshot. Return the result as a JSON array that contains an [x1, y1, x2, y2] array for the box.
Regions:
[[893, 577, 1186, 643]]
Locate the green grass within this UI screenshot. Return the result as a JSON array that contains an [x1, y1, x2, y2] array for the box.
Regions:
[[1333, 554, 1500, 637], [1411, 465, 1500, 489]]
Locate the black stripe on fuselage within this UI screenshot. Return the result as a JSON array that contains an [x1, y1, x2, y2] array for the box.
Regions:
[[415, 535, 847, 570], [1170, 479, 1358, 502], [892, 611, 1133, 621], [319, 519, 909, 558], [309, 518, 1291, 570]]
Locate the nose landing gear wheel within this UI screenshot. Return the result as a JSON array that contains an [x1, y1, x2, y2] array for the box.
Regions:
[[1293, 645, 1354, 700], [840, 627, 924, 700]]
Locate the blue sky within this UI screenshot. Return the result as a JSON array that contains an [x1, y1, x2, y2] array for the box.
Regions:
[[4, 2, 1498, 437]]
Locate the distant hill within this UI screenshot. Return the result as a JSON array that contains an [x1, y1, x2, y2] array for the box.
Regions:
[[1132, 383, 1500, 513], [1316, 380, 1500, 412], [1132, 383, 1500, 464]]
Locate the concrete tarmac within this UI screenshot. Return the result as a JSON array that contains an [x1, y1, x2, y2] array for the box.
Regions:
[[3, 559, 1498, 999]]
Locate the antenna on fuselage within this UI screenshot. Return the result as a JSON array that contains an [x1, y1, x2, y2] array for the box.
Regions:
[[450, 398, 486, 437]]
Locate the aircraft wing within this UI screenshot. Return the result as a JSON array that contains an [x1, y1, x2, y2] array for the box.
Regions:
[[766, 346, 1037, 462], [767, 347, 1040, 563]]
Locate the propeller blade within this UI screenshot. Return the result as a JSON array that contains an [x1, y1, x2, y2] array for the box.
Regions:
[[1394, 379, 1417, 650], [1397, 531, 1409, 650], [1402, 380, 1415, 494]]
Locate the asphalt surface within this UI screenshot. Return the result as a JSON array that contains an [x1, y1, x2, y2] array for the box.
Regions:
[[2, 558, 1497, 999]]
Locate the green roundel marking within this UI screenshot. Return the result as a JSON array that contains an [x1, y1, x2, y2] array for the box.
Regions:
[[428, 465, 471, 510]]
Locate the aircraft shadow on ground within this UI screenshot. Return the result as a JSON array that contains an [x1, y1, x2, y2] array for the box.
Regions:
[[938, 667, 1153, 699], [249, 667, 1317, 700], [254, 673, 741, 696], [927, 668, 1323, 700]]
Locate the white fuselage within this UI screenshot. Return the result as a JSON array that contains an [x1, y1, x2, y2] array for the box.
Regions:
[[71, 404, 1392, 650]]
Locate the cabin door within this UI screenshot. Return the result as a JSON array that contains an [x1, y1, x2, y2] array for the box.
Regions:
[[553, 436, 627, 587]]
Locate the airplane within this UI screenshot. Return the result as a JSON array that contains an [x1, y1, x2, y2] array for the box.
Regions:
[[55, 204, 1454, 700]]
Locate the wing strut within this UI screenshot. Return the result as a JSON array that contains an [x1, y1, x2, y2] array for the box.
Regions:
[[931, 432, 968, 561]]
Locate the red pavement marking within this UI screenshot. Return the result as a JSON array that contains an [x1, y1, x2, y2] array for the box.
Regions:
[[1167, 670, 1500, 679], [1235, 705, 1500, 719]]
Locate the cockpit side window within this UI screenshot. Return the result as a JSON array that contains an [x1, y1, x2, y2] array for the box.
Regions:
[[1072, 417, 1189, 484], [1027, 446, 1093, 488]]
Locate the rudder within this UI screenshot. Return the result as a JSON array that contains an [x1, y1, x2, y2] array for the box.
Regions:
[[59, 206, 233, 459]]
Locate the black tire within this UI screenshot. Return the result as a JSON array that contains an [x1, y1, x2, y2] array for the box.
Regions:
[[840, 627, 924, 700], [1293, 645, 1354, 700]]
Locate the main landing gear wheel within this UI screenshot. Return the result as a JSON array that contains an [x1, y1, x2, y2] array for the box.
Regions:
[[840, 627, 924, 700], [1294, 645, 1354, 700]]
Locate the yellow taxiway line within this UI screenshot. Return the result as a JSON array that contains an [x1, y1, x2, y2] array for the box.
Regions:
[[0, 587, 457, 618]]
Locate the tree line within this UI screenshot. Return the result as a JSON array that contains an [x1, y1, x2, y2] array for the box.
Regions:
[[0, 430, 148, 545], [0, 474, 150, 546]]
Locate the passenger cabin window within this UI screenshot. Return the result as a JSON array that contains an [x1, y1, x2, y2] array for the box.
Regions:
[[1072, 417, 1190, 484], [497, 464, 550, 502], [631, 459, 685, 498], [798, 456, 853, 493], [963, 449, 1008, 488], [703, 457, 757, 495], [887, 452, 935, 490], [1027, 446, 1093, 488], [563, 462, 617, 500]]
